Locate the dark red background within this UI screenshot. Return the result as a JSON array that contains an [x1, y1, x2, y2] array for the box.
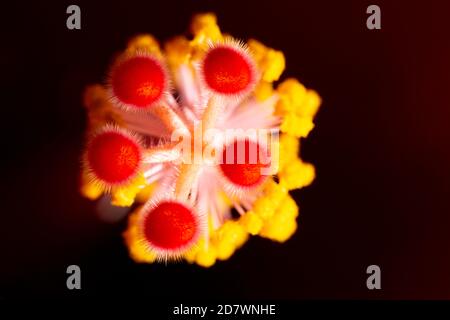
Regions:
[[2, 0, 450, 299]]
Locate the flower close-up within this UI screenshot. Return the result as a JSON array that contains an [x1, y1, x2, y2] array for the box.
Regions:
[[80, 13, 321, 267], [6, 0, 450, 305]]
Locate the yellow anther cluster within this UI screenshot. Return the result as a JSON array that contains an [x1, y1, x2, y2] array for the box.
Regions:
[[260, 195, 299, 242], [164, 13, 224, 78], [185, 220, 249, 268], [80, 172, 103, 200], [274, 78, 319, 193], [278, 133, 299, 172], [239, 211, 263, 235], [190, 13, 223, 44], [254, 81, 274, 101], [135, 183, 156, 204], [184, 179, 303, 268], [279, 159, 315, 191], [184, 239, 215, 267], [83, 85, 123, 129], [250, 181, 299, 242], [110, 174, 147, 207], [248, 39, 286, 83], [126, 34, 162, 57], [164, 36, 192, 70], [281, 114, 315, 138]]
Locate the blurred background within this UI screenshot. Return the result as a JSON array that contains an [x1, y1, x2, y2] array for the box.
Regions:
[[1, 0, 450, 300]]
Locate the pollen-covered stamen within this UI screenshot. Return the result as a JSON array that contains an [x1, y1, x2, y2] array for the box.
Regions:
[[201, 43, 256, 95], [86, 129, 142, 185], [220, 139, 270, 187], [142, 201, 199, 254], [110, 55, 167, 109], [143, 142, 181, 164]]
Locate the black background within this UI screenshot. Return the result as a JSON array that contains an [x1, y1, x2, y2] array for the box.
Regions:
[[2, 0, 450, 300]]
